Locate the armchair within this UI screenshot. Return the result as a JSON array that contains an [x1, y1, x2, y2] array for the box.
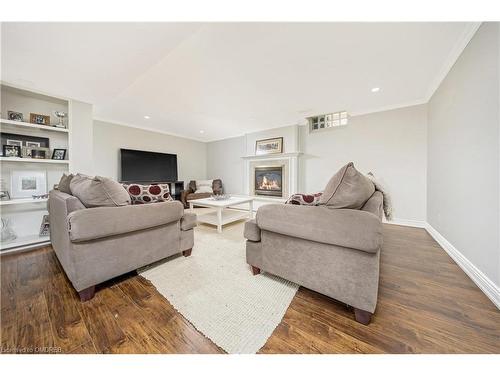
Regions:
[[244, 191, 383, 324], [180, 179, 223, 208], [48, 189, 196, 301]]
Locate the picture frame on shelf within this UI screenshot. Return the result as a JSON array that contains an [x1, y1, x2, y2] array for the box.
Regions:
[[1, 133, 50, 156], [29, 113, 50, 126], [2, 144, 21, 158], [7, 110, 23, 122], [22, 146, 50, 159], [11, 170, 47, 199], [255, 137, 283, 155], [0, 190, 10, 201], [6, 139, 23, 147], [51, 148, 67, 160]]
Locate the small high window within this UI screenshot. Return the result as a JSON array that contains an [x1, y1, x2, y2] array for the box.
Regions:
[[308, 111, 348, 132]]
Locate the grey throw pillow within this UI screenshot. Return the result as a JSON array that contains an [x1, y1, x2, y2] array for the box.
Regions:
[[57, 173, 74, 195], [70, 174, 131, 208], [319, 162, 375, 209]]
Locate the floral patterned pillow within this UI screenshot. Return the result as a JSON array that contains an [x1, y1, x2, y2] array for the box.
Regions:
[[285, 192, 323, 206], [122, 183, 173, 205]]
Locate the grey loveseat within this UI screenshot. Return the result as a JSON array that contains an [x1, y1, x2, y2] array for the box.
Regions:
[[244, 163, 384, 324], [48, 189, 197, 301]]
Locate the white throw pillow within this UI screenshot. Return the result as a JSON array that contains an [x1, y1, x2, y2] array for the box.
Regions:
[[195, 179, 213, 194]]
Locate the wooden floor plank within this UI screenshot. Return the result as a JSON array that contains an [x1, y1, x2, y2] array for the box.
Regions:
[[44, 273, 93, 352], [1, 223, 499, 354]]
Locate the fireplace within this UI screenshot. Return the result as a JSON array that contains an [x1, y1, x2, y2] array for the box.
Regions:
[[254, 166, 283, 197]]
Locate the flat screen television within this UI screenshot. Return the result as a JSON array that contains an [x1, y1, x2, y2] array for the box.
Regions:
[[120, 148, 178, 183]]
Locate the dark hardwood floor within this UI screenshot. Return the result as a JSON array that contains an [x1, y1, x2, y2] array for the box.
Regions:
[[1, 224, 499, 354]]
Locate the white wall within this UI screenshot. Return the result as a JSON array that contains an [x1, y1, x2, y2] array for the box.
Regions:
[[69, 100, 93, 175], [427, 23, 500, 286], [300, 105, 427, 222], [93, 121, 207, 183], [207, 107, 427, 222], [206, 136, 245, 194]]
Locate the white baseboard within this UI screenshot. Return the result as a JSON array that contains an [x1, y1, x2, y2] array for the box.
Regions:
[[384, 218, 427, 228], [425, 224, 500, 310]]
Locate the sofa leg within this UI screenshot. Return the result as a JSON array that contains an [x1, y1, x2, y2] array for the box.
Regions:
[[251, 265, 260, 275], [354, 308, 372, 325], [78, 286, 95, 302], [182, 248, 192, 257]]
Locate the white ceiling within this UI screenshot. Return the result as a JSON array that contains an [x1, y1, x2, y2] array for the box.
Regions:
[[1, 22, 478, 141]]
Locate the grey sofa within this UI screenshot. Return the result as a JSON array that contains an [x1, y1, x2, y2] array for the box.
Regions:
[[48, 189, 197, 301], [244, 190, 383, 325]]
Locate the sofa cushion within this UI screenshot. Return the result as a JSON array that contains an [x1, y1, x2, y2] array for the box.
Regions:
[[122, 183, 173, 205], [319, 162, 375, 209], [195, 179, 213, 194], [285, 192, 322, 206], [70, 174, 131, 208], [68, 201, 184, 242], [256, 204, 382, 253], [57, 173, 74, 195]]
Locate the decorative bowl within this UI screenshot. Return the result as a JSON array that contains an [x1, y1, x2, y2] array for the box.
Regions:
[[211, 194, 230, 201]]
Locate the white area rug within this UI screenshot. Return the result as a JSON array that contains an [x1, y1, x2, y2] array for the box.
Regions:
[[140, 227, 298, 354]]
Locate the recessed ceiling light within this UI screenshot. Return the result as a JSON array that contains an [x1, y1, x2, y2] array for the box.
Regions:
[[144, 115, 150, 119], [199, 130, 205, 134], [371, 87, 380, 93]]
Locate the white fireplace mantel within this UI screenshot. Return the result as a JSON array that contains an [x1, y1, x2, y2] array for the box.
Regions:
[[241, 152, 302, 160], [241, 152, 302, 197]]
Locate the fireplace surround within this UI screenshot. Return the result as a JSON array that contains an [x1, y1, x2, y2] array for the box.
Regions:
[[242, 152, 301, 200]]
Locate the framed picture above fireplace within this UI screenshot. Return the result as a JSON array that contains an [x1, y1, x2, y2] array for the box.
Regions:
[[255, 137, 283, 155]]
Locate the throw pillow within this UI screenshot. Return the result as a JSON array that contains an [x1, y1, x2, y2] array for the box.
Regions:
[[367, 172, 393, 220], [70, 174, 131, 208], [122, 183, 173, 204], [195, 179, 213, 194], [285, 192, 322, 206], [57, 173, 74, 195], [319, 162, 375, 209]]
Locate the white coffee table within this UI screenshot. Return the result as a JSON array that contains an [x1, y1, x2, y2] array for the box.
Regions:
[[188, 196, 254, 233]]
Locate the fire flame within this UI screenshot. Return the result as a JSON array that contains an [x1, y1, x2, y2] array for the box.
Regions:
[[258, 176, 281, 190]]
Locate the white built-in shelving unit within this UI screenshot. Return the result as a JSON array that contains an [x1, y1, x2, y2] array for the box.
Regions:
[[0, 82, 71, 253]]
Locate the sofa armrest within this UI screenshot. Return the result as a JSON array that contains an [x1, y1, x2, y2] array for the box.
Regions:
[[256, 204, 382, 253], [244, 219, 261, 242], [68, 201, 184, 242], [180, 212, 197, 231]]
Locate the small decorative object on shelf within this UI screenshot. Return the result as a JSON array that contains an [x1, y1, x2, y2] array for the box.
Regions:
[[2, 144, 21, 157], [39, 215, 50, 236], [1, 218, 17, 243], [211, 194, 230, 201], [255, 137, 283, 155], [0, 133, 50, 153], [32, 193, 49, 199], [29, 113, 50, 126], [7, 110, 23, 122], [51, 148, 67, 160], [31, 147, 50, 159], [22, 146, 50, 159], [53, 111, 67, 128], [0, 190, 10, 201], [11, 170, 47, 199]]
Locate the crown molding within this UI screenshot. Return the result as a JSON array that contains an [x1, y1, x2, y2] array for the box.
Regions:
[[93, 116, 206, 143]]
